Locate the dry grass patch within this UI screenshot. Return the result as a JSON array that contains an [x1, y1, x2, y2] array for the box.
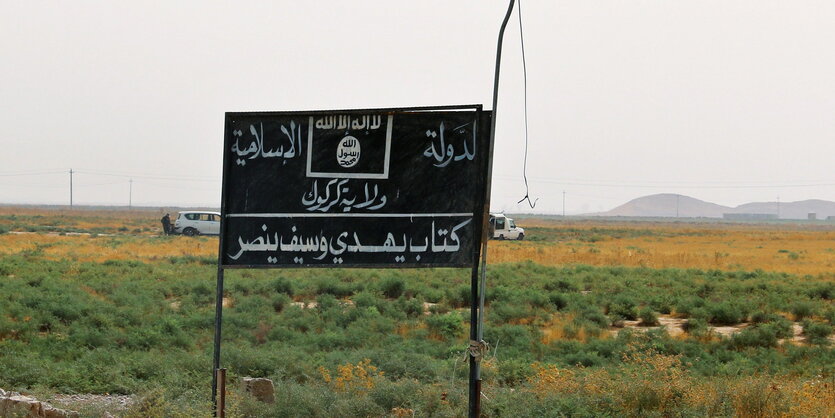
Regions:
[[0, 233, 216, 262], [490, 221, 835, 275]]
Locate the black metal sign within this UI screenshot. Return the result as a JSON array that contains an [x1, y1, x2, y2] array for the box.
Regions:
[[220, 105, 491, 268]]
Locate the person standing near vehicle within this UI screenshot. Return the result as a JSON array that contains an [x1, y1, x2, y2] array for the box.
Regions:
[[161, 213, 172, 235]]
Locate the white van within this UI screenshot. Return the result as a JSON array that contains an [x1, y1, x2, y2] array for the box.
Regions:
[[173, 211, 221, 236], [489, 213, 525, 240]]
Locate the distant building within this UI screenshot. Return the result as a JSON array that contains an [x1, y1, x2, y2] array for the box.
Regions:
[[828, 216, 835, 221], [723, 213, 778, 221], [808, 213, 817, 220]]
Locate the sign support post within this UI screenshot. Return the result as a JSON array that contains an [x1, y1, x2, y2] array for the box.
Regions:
[[467, 264, 482, 416], [467, 1, 516, 417], [210, 268, 225, 416], [212, 120, 233, 416]]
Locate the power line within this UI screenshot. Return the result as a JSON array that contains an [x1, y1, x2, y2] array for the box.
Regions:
[[73, 181, 129, 188], [494, 175, 835, 189], [0, 182, 66, 189], [138, 181, 219, 192], [74, 169, 219, 183], [0, 168, 219, 183], [0, 170, 66, 177], [515, 0, 538, 209]]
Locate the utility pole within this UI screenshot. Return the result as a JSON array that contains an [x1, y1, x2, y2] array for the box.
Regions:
[[69, 169, 74, 207], [562, 191, 566, 217], [676, 194, 680, 218], [776, 196, 780, 219], [129, 179, 133, 208]]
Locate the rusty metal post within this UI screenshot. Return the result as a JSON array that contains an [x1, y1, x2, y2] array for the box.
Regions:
[[218, 368, 227, 418], [211, 268, 225, 416]]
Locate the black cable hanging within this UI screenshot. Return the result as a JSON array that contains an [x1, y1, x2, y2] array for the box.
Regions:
[[516, 0, 539, 209]]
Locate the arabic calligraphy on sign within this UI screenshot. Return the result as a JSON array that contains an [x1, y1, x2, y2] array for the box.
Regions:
[[336, 136, 361, 168], [230, 121, 303, 166], [423, 120, 476, 167], [227, 219, 472, 264], [315, 115, 383, 131], [302, 179, 386, 212]]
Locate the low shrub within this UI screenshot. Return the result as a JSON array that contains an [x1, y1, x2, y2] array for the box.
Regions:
[[802, 321, 832, 345], [608, 302, 637, 321], [426, 312, 463, 340], [544, 278, 578, 292], [369, 378, 421, 411], [730, 327, 778, 349], [395, 296, 424, 318], [749, 312, 793, 338], [790, 301, 816, 321], [578, 308, 610, 329], [494, 358, 534, 386], [378, 276, 405, 299], [316, 293, 339, 311], [271, 293, 291, 312], [708, 303, 745, 325], [807, 283, 835, 300], [270, 276, 294, 296], [315, 277, 355, 298], [639, 308, 659, 326], [548, 292, 568, 310], [824, 308, 835, 325], [488, 302, 533, 325], [683, 318, 709, 336]]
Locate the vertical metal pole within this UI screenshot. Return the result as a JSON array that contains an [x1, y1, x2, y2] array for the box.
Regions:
[[468, 105, 486, 418], [469, 2, 516, 417], [468, 264, 481, 417], [213, 114, 232, 416], [211, 268, 225, 416]]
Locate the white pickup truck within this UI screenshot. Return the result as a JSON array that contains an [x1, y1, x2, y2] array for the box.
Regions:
[[489, 213, 525, 240]]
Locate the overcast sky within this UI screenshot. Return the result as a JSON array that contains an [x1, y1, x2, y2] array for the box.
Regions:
[[2, 1, 834, 214]]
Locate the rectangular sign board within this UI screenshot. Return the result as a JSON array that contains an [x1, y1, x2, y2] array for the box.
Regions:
[[220, 105, 491, 268]]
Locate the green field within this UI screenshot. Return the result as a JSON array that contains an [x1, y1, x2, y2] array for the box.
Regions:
[[1, 212, 834, 416]]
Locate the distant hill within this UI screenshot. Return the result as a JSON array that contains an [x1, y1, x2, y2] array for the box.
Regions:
[[734, 199, 835, 220], [593, 194, 835, 219]]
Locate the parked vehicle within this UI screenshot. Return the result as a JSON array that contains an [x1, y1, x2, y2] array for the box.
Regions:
[[489, 213, 525, 240], [173, 211, 221, 236]]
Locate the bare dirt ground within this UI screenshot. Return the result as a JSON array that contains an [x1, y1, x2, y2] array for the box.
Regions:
[[48, 393, 134, 417]]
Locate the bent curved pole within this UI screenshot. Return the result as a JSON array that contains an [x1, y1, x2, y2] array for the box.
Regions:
[[470, 2, 516, 417]]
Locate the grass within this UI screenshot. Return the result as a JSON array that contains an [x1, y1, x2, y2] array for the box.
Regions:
[[0, 206, 171, 236], [490, 220, 835, 276], [0, 209, 833, 416]]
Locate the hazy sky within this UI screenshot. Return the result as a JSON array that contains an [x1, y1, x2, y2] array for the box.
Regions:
[[2, 1, 834, 214]]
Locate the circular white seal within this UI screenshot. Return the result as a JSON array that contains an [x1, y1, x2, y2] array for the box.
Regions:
[[336, 136, 361, 168]]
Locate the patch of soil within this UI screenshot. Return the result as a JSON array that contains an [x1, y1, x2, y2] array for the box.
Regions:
[[423, 302, 438, 315], [611, 315, 746, 338], [710, 323, 749, 337], [290, 301, 318, 309], [49, 393, 134, 411]]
